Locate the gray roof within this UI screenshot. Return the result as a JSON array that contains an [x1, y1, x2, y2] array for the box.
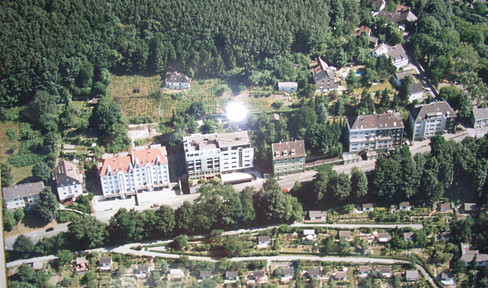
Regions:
[[409, 82, 424, 95], [272, 140, 306, 160], [377, 267, 392, 274], [358, 266, 371, 273], [394, 71, 412, 81], [184, 131, 252, 152], [200, 271, 212, 278], [99, 257, 112, 265], [226, 271, 238, 278], [348, 113, 403, 131], [388, 44, 407, 61], [335, 271, 347, 279], [309, 210, 327, 219], [283, 267, 294, 276], [473, 107, 488, 121], [406, 270, 419, 280], [464, 203, 477, 212], [410, 101, 456, 122], [165, 71, 191, 83], [308, 267, 321, 276], [135, 265, 151, 273], [403, 232, 414, 239], [258, 236, 270, 243], [278, 82, 298, 88], [363, 203, 374, 209], [3, 182, 44, 201], [399, 201, 410, 207]]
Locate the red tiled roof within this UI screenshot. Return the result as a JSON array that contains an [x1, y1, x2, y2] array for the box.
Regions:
[[99, 145, 168, 176]]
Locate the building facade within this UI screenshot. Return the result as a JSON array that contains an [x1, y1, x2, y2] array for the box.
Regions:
[[347, 112, 404, 153], [55, 161, 85, 202], [164, 71, 191, 90], [409, 101, 456, 141], [2, 182, 44, 210], [472, 107, 488, 128], [278, 82, 298, 93], [271, 140, 306, 176], [183, 131, 254, 180], [98, 145, 170, 198]]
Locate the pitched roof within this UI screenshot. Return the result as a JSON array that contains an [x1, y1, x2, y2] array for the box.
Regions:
[[348, 112, 403, 131], [278, 82, 298, 88], [409, 101, 456, 122], [406, 270, 419, 280], [335, 271, 347, 279], [272, 140, 306, 160], [200, 271, 212, 278], [363, 203, 374, 209], [226, 271, 238, 278], [165, 71, 191, 83], [283, 267, 294, 275], [473, 107, 488, 121], [403, 232, 414, 239], [358, 266, 371, 273], [388, 44, 407, 62], [409, 82, 424, 95], [99, 145, 168, 176], [258, 236, 270, 243], [394, 71, 412, 81], [399, 201, 410, 207], [56, 161, 83, 185], [308, 267, 321, 276], [464, 203, 477, 212], [377, 267, 392, 274], [76, 257, 88, 265], [3, 182, 44, 201], [339, 231, 352, 238], [309, 210, 327, 219], [135, 265, 151, 273], [99, 257, 112, 265]]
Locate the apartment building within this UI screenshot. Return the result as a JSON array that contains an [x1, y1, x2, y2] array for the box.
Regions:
[[271, 140, 306, 176], [2, 182, 44, 210], [55, 160, 85, 202], [409, 101, 456, 141], [183, 131, 254, 180], [98, 144, 170, 198], [347, 112, 404, 152]]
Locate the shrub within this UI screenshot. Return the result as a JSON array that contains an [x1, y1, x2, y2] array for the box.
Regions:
[[6, 128, 17, 141]]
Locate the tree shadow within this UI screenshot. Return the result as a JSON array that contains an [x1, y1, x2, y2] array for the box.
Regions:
[[21, 211, 49, 229]]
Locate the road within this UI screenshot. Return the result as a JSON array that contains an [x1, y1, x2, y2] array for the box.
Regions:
[[292, 223, 423, 229], [4, 223, 69, 250]]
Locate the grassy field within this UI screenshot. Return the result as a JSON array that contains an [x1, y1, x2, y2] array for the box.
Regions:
[[0, 121, 34, 184]]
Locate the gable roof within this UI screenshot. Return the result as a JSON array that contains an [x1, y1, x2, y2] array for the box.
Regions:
[[200, 271, 212, 278], [99, 257, 112, 265], [409, 82, 424, 95], [258, 236, 270, 243], [226, 271, 238, 278], [348, 113, 403, 131], [388, 44, 407, 62], [309, 210, 327, 219], [409, 101, 456, 122], [135, 265, 151, 273], [165, 71, 191, 84], [56, 161, 83, 185], [272, 140, 306, 160], [406, 270, 419, 280], [308, 267, 321, 277], [473, 107, 488, 121], [464, 203, 477, 212], [394, 71, 412, 81], [3, 182, 44, 201], [335, 271, 347, 279], [399, 201, 410, 207]]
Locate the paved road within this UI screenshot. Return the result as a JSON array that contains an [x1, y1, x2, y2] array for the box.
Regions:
[[6, 255, 58, 268], [292, 223, 423, 229], [4, 223, 69, 250]]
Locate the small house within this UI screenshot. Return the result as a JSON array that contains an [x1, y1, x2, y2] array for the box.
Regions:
[[168, 269, 185, 280], [134, 265, 152, 279], [269, 113, 280, 122], [377, 232, 392, 243], [247, 271, 268, 284], [440, 273, 455, 286], [472, 107, 488, 128], [391, 71, 412, 87], [377, 267, 392, 278], [165, 71, 191, 90], [362, 203, 374, 212], [257, 236, 271, 247], [339, 231, 353, 240], [74, 257, 89, 272], [278, 82, 298, 93], [225, 271, 238, 282], [302, 229, 317, 243], [463, 203, 477, 214], [408, 82, 424, 102], [99, 257, 113, 271], [32, 261, 43, 270], [308, 210, 327, 221], [398, 201, 411, 211], [199, 271, 212, 279], [308, 267, 321, 279], [403, 232, 414, 241], [438, 203, 451, 213], [357, 266, 371, 277], [335, 271, 347, 281], [281, 267, 294, 283], [406, 270, 419, 281]]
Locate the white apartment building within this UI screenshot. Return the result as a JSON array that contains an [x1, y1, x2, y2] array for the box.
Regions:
[[98, 144, 170, 198], [2, 182, 44, 210], [183, 131, 254, 180], [409, 101, 456, 141], [55, 160, 85, 202], [347, 112, 404, 152]]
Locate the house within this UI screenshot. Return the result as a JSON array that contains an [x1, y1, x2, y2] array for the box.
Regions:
[[335, 271, 348, 281], [440, 273, 455, 286], [406, 270, 419, 281], [272, 140, 306, 176], [377, 5, 418, 27], [377, 267, 393, 278], [408, 82, 424, 102], [339, 231, 353, 240], [478, 254, 488, 266], [388, 44, 409, 68], [377, 232, 392, 243], [463, 203, 477, 214], [247, 271, 268, 284], [371, 43, 389, 57], [437, 232, 451, 242], [225, 271, 238, 282], [134, 265, 152, 279], [438, 203, 452, 213], [391, 71, 412, 87], [99, 257, 113, 271], [398, 201, 411, 211], [98, 145, 170, 199], [199, 271, 212, 279], [472, 107, 488, 128], [281, 267, 294, 282], [32, 261, 43, 270], [168, 269, 185, 280], [409, 101, 456, 141], [311, 57, 339, 92], [302, 229, 317, 243], [365, 151, 378, 161], [2, 182, 44, 210], [165, 71, 191, 90], [269, 113, 280, 122], [347, 112, 404, 152], [362, 203, 374, 212], [308, 210, 327, 221], [278, 82, 298, 93], [257, 236, 271, 247], [403, 232, 414, 241], [73, 257, 89, 272], [357, 266, 371, 277], [55, 161, 85, 202], [308, 267, 321, 279], [184, 132, 254, 181], [461, 249, 478, 263]]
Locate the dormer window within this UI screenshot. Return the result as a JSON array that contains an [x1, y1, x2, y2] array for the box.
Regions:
[[283, 151, 288, 156], [275, 152, 280, 157], [291, 149, 296, 155]]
